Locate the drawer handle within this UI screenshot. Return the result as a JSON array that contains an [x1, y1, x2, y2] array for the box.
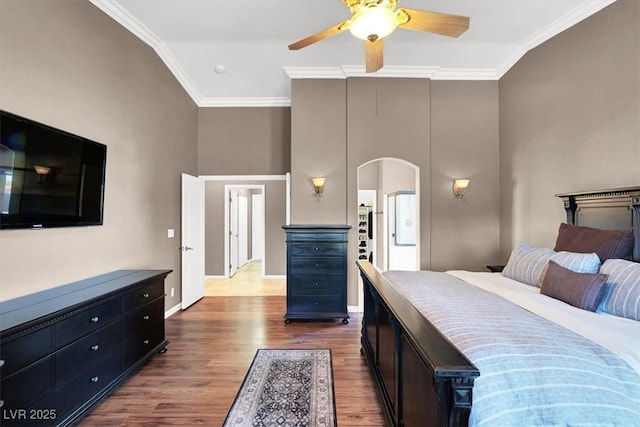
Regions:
[[143, 315, 150, 320], [90, 345, 100, 351], [315, 263, 319, 267], [315, 282, 319, 286], [315, 301, 319, 305], [142, 293, 150, 298], [0, 359, 4, 368], [90, 316, 99, 323], [0, 400, 4, 409], [315, 247, 319, 251], [90, 376, 99, 383], [143, 339, 150, 345]]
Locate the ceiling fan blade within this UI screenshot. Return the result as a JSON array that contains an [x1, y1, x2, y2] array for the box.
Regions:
[[288, 20, 350, 50], [397, 8, 469, 37], [365, 39, 383, 73]]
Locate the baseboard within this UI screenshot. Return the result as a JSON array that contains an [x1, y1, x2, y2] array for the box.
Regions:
[[164, 303, 181, 319], [264, 275, 286, 280], [348, 304, 363, 313], [205, 274, 227, 279]]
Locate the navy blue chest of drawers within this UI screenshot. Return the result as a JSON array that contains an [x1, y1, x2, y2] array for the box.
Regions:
[[0, 269, 171, 427], [283, 225, 351, 324]]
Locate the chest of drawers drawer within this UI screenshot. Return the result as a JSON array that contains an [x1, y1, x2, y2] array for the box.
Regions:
[[56, 320, 122, 384], [55, 297, 122, 348], [288, 242, 344, 257], [288, 256, 345, 276], [123, 279, 164, 310], [0, 356, 53, 409], [288, 275, 341, 296], [55, 349, 122, 421], [0, 326, 53, 377]]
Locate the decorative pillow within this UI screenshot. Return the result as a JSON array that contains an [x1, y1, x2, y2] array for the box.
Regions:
[[600, 259, 640, 321], [502, 241, 554, 286], [540, 261, 608, 312], [554, 223, 634, 261], [549, 251, 601, 274]]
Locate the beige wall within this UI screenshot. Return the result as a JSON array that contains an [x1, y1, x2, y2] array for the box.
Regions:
[[198, 107, 290, 175], [431, 81, 501, 270], [499, 0, 640, 260], [291, 77, 500, 304], [0, 0, 198, 306], [204, 180, 287, 276], [290, 79, 348, 224]]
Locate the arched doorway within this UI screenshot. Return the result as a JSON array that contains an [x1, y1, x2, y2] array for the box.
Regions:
[[357, 158, 420, 272]]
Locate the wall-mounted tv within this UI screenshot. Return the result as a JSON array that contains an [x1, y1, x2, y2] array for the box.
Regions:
[[0, 111, 107, 229]]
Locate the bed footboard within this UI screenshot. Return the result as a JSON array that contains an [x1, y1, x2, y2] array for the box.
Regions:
[[358, 261, 479, 427]]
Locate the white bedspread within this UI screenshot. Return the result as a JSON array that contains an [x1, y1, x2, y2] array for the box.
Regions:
[[448, 271, 640, 374]]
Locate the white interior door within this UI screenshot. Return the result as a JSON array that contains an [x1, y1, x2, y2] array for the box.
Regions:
[[229, 189, 239, 277], [181, 173, 204, 309], [238, 194, 248, 267], [251, 194, 264, 260]]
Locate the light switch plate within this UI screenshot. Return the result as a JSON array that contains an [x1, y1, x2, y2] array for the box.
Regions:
[[167, 229, 175, 238]]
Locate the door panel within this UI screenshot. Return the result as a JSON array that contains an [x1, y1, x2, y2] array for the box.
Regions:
[[181, 173, 204, 309]]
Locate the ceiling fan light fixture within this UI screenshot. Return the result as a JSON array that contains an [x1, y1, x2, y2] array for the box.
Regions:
[[349, 6, 397, 41]]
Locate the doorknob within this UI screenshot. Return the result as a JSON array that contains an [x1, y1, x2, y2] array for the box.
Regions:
[[179, 246, 194, 251]]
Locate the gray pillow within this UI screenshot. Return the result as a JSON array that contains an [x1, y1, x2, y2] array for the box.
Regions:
[[502, 241, 554, 286], [554, 223, 634, 261], [600, 259, 640, 321], [540, 261, 608, 312]]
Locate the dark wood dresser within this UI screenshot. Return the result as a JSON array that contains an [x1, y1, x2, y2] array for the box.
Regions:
[[0, 269, 172, 426], [282, 224, 351, 323]]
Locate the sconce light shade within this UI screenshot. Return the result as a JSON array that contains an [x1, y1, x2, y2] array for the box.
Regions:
[[453, 179, 470, 198], [34, 165, 51, 176], [312, 177, 326, 197]]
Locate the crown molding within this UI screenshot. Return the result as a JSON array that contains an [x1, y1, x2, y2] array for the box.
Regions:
[[199, 97, 291, 108], [89, 0, 203, 104], [91, 0, 616, 107], [495, 0, 616, 77]]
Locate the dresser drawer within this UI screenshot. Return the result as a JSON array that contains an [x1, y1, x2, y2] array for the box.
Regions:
[[123, 324, 164, 368], [55, 298, 122, 347], [289, 257, 344, 275], [288, 275, 341, 296], [123, 298, 164, 339], [288, 232, 346, 242], [288, 295, 345, 314], [56, 320, 122, 384], [0, 326, 53, 377], [0, 356, 53, 409], [123, 280, 164, 310], [55, 349, 122, 421], [289, 242, 344, 257]]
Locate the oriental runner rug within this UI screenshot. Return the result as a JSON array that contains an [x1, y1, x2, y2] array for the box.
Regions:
[[223, 349, 336, 427]]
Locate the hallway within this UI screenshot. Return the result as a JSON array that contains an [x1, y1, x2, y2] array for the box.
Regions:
[[205, 260, 285, 296]]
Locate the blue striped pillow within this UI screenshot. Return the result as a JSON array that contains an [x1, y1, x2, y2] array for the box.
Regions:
[[502, 242, 554, 286], [550, 251, 601, 274], [600, 259, 640, 321]]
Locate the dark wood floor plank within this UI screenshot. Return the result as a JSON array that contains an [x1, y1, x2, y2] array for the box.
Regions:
[[79, 296, 385, 426]]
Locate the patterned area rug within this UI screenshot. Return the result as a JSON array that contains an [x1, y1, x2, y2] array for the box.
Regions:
[[223, 349, 336, 427]]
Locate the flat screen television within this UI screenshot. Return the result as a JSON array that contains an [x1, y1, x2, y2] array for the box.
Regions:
[[0, 111, 107, 229]]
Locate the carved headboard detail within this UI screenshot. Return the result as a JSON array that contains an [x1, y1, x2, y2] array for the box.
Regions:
[[556, 186, 640, 262]]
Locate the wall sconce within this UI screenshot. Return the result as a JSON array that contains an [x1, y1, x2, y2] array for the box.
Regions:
[[312, 177, 325, 197], [452, 179, 470, 198], [34, 165, 51, 176]]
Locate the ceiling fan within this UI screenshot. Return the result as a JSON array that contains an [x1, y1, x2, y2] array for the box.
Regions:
[[288, 0, 470, 73]]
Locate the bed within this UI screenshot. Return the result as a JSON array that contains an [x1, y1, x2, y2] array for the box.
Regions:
[[357, 186, 640, 427]]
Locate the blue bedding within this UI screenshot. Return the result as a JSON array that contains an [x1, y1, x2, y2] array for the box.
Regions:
[[383, 270, 640, 426]]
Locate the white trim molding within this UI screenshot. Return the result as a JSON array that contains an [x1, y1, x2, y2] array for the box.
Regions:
[[164, 303, 181, 319]]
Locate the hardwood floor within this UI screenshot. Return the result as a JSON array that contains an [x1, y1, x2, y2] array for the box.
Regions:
[[79, 296, 385, 426]]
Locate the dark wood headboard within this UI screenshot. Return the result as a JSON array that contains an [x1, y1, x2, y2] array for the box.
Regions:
[[556, 186, 640, 261]]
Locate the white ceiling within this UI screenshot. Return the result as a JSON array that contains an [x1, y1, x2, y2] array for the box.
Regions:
[[89, 0, 615, 107]]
